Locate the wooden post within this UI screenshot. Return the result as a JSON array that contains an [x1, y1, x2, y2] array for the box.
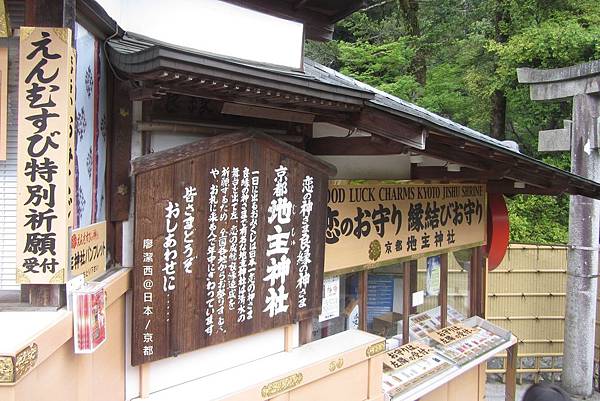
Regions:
[[439, 253, 448, 327], [505, 342, 518, 401], [409, 260, 417, 314], [358, 270, 368, 331], [139, 363, 150, 399], [469, 247, 484, 317], [283, 324, 295, 352], [402, 261, 411, 344], [298, 317, 313, 346]]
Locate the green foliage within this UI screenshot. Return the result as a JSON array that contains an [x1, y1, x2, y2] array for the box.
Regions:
[[305, 0, 600, 244], [507, 194, 569, 244]]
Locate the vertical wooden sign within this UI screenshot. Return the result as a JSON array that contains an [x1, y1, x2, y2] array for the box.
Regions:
[[131, 132, 335, 365], [16, 28, 75, 284]]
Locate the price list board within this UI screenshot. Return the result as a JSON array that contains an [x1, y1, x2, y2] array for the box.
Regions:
[[384, 341, 435, 370], [408, 306, 464, 340], [383, 353, 454, 397], [432, 326, 507, 366], [426, 323, 478, 346]]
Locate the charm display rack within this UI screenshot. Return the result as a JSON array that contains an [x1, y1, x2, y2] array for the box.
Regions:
[[382, 316, 514, 401]]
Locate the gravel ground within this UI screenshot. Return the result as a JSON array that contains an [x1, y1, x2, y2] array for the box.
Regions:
[[485, 383, 600, 401]]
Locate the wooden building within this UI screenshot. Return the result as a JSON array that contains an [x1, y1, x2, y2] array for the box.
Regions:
[[0, 1, 599, 401]]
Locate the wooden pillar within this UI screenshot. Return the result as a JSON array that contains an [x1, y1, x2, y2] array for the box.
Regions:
[[283, 324, 295, 352], [439, 253, 448, 327], [409, 260, 418, 314], [358, 270, 368, 331], [21, 0, 74, 308], [469, 247, 485, 317], [139, 363, 150, 399], [505, 342, 518, 401], [402, 261, 411, 344], [298, 317, 313, 346]]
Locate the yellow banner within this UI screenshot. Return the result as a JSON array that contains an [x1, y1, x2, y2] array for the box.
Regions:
[[324, 182, 486, 273], [16, 27, 74, 284]]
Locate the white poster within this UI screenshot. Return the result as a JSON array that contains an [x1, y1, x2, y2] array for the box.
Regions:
[[319, 275, 340, 322], [426, 256, 441, 296]]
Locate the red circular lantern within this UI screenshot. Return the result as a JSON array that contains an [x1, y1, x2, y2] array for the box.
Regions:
[[486, 194, 510, 271]]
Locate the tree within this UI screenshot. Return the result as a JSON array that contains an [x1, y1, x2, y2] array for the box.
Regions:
[[305, 0, 600, 244]]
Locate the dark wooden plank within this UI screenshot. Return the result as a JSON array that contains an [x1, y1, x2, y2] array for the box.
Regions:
[[109, 81, 132, 221], [25, 0, 62, 26], [131, 165, 174, 365], [469, 246, 485, 317], [358, 270, 367, 331], [62, 0, 75, 33], [298, 317, 313, 346], [20, 284, 65, 307], [439, 253, 448, 327], [409, 260, 417, 314], [307, 136, 408, 156], [352, 108, 425, 150], [412, 166, 506, 182]]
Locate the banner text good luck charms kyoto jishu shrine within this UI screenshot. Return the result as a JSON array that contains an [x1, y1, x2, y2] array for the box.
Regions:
[[325, 182, 486, 273], [131, 132, 334, 365]]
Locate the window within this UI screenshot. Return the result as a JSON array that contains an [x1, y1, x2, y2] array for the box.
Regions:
[[309, 247, 486, 350]]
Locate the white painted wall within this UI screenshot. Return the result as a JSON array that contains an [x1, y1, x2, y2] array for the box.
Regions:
[[96, 0, 304, 69], [312, 123, 412, 180]]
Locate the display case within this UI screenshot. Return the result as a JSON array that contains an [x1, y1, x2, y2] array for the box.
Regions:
[[382, 317, 516, 401]]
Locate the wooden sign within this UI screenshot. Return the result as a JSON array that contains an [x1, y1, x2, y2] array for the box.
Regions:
[[427, 323, 477, 346], [131, 132, 335, 365], [384, 341, 434, 370], [16, 27, 75, 284], [70, 221, 107, 281], [325, 182, 486, 273]]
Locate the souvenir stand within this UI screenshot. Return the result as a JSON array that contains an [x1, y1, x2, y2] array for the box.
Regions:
[[2, 1, 600, 401], [314, 180, 518, 401]]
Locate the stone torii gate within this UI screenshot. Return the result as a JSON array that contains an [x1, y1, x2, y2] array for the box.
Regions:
[[518, 61, 600, 397]]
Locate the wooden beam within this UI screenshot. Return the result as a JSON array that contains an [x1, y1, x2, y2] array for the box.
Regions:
[[307, 136, 408, 156], [487, 181, 561, 195], [221, 102, 315, 124], [423, 141, 492, 172], [412, 166, 497, 182], [353, 108, 425, 150]]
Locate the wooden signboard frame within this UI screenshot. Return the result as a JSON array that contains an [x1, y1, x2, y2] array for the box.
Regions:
[[131, 131, 335, 365]]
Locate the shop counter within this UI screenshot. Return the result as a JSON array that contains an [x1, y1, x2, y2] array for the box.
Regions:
[[132, 330, 385, 401]]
